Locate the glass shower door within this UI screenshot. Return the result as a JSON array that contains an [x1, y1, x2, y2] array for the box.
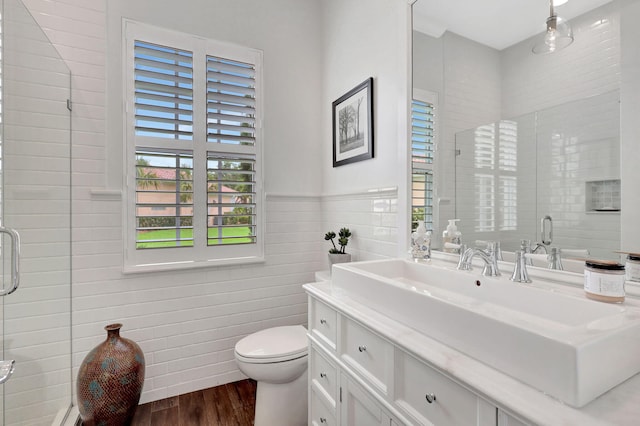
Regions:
[[0, 0, 73, 424]]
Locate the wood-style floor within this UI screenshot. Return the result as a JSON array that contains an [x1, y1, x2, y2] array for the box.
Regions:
[[131, 379, 256, 426]]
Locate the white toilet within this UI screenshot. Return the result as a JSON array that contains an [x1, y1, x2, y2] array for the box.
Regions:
[[234, 325, 308, 426]]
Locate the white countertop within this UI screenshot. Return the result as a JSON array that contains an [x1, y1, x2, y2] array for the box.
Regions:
[[304, 276, 640, 426]]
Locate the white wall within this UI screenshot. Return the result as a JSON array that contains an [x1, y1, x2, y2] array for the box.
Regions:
[[535, 91, 621, 258], [412, 31, 443, 96], [501, 2, 620, 120], [23, 0, 324, 405], [19, 0, 410, 407], [492, 3, 621, 257], [620, 0, 640, 253], [412, 30, 502, 245], [101, 0, 325, 403], [320, 0, 411, 261]]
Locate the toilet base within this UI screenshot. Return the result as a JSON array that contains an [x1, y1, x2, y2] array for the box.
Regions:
[[254, 369, 307, 426]]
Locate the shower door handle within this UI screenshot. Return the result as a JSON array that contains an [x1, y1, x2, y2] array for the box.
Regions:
[[0, 227, 20, 296], [0, 360, 15, 384], [541, 215, 553, 246]]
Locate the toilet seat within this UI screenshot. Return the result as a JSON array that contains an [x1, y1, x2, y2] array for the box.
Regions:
[[235, 325, 308, 363]]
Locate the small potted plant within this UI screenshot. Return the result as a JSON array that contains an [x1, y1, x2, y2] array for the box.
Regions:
[[325, 227, 352, 268]]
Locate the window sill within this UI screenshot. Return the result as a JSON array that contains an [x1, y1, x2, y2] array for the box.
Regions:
[[122, 256, 265, 275]]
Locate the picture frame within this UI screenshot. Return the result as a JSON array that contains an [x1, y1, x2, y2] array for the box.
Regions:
[[332, 77, 374, 167]]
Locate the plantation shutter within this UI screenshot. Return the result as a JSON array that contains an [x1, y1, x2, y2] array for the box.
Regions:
[[207, 153, 257, 245], [206, 56, 256, 146], [499, 121, 518, 230], [134, 41, 193, 140], [135, 150, 194, 249], [205, 54, 258, 246], [125, 20, 264, 270], [470, 121, 519, 232], [411, 99, 435, 230]]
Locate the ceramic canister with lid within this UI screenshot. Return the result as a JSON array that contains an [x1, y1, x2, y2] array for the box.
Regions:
[[584, 261, 626, 303], [627, 254, 640, 283]]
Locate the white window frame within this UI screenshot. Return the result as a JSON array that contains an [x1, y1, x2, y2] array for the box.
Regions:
[[122, 20, 264, 273]]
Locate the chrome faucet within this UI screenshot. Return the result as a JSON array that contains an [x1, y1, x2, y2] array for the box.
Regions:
[[474, 240, 503, 260], [520, 239, 547, 266], [457, 241, 501, 277], [510, 249, 531, 283], [547, 247, 563, 270], [455, 244, 469, 269], [531, 242, 548, 254]]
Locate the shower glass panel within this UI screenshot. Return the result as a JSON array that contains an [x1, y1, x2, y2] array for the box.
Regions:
[[1, 0, 73, 424], [455, 91, 620, 259]]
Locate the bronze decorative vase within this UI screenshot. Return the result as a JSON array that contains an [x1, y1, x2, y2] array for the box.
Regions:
[[77, 323, 145, 425]]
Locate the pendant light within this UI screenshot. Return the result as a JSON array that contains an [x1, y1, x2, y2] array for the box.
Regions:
[[532, 0, 574, 54]]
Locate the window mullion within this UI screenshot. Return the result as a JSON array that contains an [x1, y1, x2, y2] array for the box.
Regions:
[[192, 42, 209, 254]]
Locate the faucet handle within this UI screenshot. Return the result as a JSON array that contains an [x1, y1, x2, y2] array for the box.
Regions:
[[485, 241, 502, 259], [456, 245, 471, 270], [481, 242, 501, 277], [494, 241, 503, 261], [510, 250, 532, 283], [547, 247, 563, 271], [520, 239, 535, 265]]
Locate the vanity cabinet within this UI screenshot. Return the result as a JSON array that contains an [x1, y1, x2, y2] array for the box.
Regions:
[[307, 295, 500, 426], [310, 344, 398, 426], [497, 409, 530, 426], [341, 373, 397, 426]]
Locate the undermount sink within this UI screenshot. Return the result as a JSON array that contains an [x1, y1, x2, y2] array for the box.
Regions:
[[331, 258, 640, 407]]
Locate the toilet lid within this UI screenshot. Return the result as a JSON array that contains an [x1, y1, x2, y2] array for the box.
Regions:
[[235, 325, 308, 361]]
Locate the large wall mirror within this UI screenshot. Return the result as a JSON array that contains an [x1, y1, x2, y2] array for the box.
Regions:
[[412, 0, 640, 261]]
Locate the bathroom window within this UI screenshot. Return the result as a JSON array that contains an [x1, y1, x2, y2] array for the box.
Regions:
[[124, 21, 264, 272], [411, 90, 437, 231]]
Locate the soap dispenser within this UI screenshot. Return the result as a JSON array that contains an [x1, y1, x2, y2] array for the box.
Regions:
[[411, 221, 431, 261], [442, 219, 461, 253]]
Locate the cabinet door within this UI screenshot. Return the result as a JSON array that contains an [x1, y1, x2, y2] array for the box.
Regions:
[[498, 409, 530, 426], [340, 373, 390, 426]]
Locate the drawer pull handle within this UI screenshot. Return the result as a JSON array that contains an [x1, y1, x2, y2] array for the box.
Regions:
[[358, 345, 367, 352], [320, 318, 327, 325], [320, 417, 327, 423], [425, 393, 437, 404], [320, 372, 327, 378]]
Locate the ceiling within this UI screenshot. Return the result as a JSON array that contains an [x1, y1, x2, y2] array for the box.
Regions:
[[413, 0, 613, 50]]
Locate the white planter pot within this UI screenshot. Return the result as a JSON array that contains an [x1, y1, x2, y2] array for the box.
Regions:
[[328, 253, 351, 274]]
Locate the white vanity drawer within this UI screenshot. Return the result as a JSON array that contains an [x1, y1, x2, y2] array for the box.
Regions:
[[310, 382, 337, 426], [310, 297, 338, 352], [340, 317, 393, 396], [310, 343, 338, 407], [395, 350, 479, 426]]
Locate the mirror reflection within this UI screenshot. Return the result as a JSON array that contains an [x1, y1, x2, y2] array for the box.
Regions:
[[455, 90, 620, 259], [412, 0, 628, 261]]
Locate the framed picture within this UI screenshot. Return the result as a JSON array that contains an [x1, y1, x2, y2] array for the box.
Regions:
[[332, 77, 374, 167]]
